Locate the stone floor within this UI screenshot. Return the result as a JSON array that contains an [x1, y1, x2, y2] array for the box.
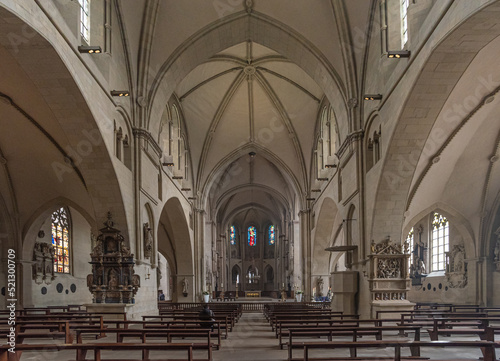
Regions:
[[19, 311, 485, 360]]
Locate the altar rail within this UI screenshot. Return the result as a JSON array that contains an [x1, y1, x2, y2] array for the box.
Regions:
[[158, 302, 330, 312]]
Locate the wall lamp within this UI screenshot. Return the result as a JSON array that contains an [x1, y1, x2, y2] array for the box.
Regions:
[[78, 45, 102, 54], [363, 94, 382, 101], [325, 164, 337, 169], [387, 50, 411, 58], [110, 90, 130, 97], [162, 155, 174, 167]]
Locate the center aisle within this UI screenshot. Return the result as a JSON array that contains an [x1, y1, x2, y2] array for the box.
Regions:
[[215, 311, 287, 361]]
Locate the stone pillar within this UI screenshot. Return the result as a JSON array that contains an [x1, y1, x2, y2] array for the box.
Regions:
[[195, 208, 206, 300], [299, 209, 311, 299], [19, 260, 33, 307]]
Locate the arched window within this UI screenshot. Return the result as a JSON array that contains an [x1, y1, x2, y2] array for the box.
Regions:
[[268, 225, 275, 245], [406, 227, 414, 269], [431, 213, 449, 271], [401, 0, 409, 47], [248, 226, 256, 246], [78, 0, 90, 43], [328, 106, 337, 156], [51, 207, 70, 274], [229, 225, 236, 245]]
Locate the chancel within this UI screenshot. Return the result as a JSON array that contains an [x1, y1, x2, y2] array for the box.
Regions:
[[1, 0, 500, 360]]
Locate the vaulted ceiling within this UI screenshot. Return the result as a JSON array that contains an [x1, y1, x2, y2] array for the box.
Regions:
[[176, 41, 323, 224], [138, 0, 374, 225]]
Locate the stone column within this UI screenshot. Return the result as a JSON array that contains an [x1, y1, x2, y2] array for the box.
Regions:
[[299, 209, 311, 300], [195, 208, 206, 300]]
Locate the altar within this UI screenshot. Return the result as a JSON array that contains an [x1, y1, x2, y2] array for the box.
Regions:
[[245, 290, 261, 298]]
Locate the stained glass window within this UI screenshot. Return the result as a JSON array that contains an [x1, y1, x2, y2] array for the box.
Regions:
[[431, 213, 449, 271], [248, 226, 256, 246], [52, 207, 70, 274], [78, 0, 90, 43], [268, 225, 275, 245], [230, 225, 236, 245]]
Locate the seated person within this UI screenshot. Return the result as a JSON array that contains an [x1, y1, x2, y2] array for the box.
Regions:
[[198, 304, 215, 330], [158, 290, 165, 301]]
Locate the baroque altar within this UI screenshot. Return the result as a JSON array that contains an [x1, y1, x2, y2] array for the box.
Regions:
[[87, 213, 140, 304]]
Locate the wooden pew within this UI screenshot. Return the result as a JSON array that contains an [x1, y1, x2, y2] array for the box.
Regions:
[[414, 316, 500, 329], [75, 324, 221, 350], [14, 321, 73, 344], [426, 320, 500, 341], [154, 314, 233, 331], [11, 317, 106, 340], [0, 342, 206, 361], [276, 319, 402, 349], [287, 325, 422, 360], [103, 319, 227, 339], [297, 340, 497, 361], [268, 310, 347, 325], [270, 314, 361, 332]]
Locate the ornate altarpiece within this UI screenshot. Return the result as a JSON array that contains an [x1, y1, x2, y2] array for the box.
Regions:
[[368, 237, 413, 317], [32, 242, 55, 285], [445, 243, 467, 288], [87, 214, 140, 303]]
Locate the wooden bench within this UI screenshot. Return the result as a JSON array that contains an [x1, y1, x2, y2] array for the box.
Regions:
[[0, 342, 207, 361], [103, 319, 227, 339], [162, 309, 240, 324], [413, 302, 454, 311], [287, 325, 422, 360], [75, 325, 220, 350], [266, 309, 341, 322], [276, 320, 361, 340], [398, 313, 494, 329], [15, 321, 73, 344], [152, 314, 233, 331], [426, 323, 500, 341], [270, 314, 359, 332], [296, 340, 498, 361], [14, 318, 105, 336], [278, 321, 411, 348]]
